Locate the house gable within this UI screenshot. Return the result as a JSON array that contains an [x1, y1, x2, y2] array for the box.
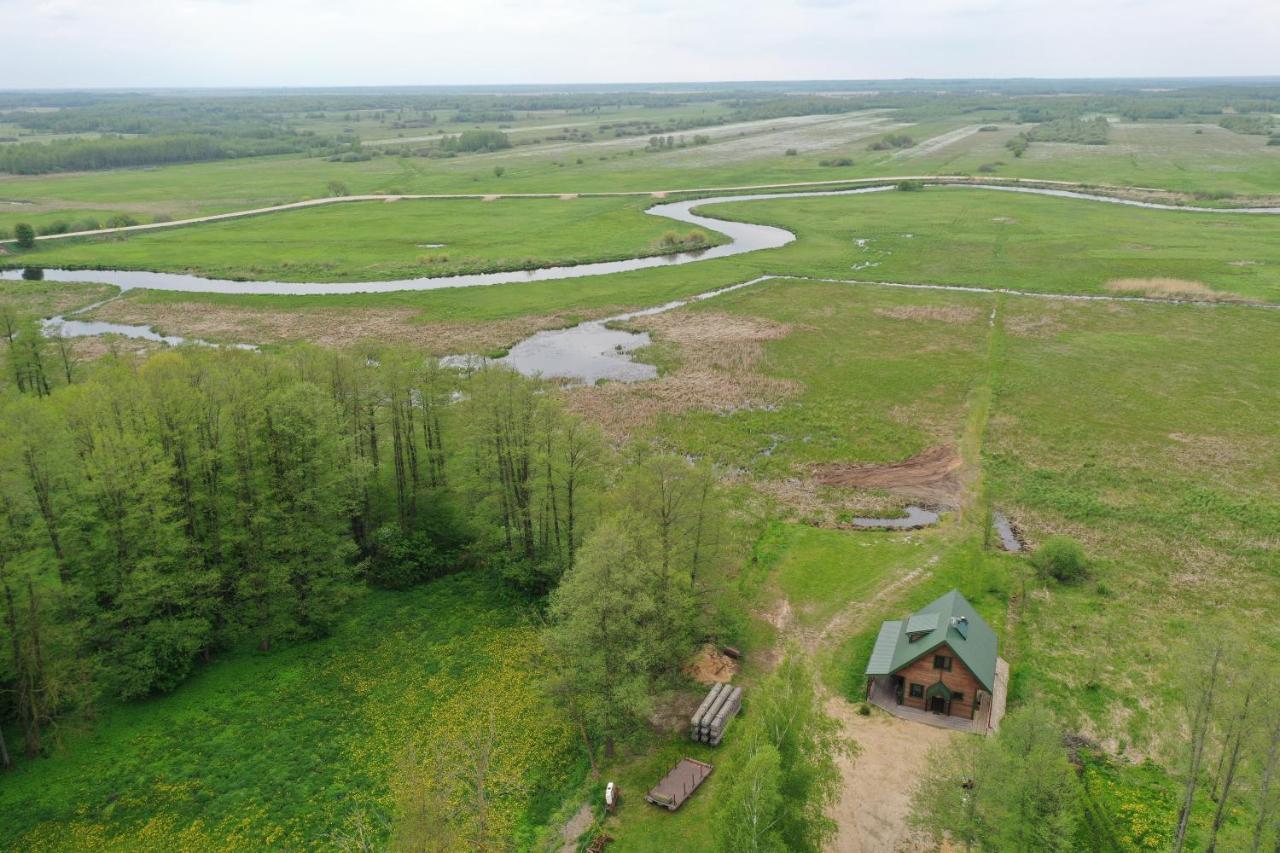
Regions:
[[864, 589, 998, 692]]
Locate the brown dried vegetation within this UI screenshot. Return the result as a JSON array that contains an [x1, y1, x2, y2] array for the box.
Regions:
[[90, 299, 609, 355], [564, 310, 800, 439]]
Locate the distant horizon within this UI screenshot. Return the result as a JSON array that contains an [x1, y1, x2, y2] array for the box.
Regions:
[[8, 0, 1277, 89], [4, 74, 1280, 97]]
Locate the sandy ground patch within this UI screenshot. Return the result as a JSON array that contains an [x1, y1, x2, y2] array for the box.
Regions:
[[90, 299, 610, 355], [827, 699, 955, 853], [685, 643, 740, 685], [812, 445, 962, 506], [565, 310, 800, 439], [1104, 277, 1254, 302]]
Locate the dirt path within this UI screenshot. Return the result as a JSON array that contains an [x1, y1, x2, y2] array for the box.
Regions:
[[826, 698, 955, 852], [558, 803, 594, 853]]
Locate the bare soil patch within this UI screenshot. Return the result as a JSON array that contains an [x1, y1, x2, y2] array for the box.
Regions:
[[684, 643, 739, 685], [827, 698, 954, 852], [565, 310, 799, 439], [90, 300, 609, 355], [1105, 277, 1255, 303], [812, 445, 962, 506], [647, 690, 702, 735]]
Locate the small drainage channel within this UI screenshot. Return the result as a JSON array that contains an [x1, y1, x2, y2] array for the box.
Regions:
[[992, 511, 1023, 552]]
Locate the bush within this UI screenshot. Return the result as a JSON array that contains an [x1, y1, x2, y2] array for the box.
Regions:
[[979, 125, 1000, 132], [868, 133, 914, 151], [326, 180, 350, 197], [818, 157, 853, 167], [784, 147, 798, 156], [493, 166, 505, 178], [37, 220, 69, 236], [14, 222, 36, 248], [105, 214, 139, 229], [1030, 535, 1089, 583], [896, 180, 924, 192]]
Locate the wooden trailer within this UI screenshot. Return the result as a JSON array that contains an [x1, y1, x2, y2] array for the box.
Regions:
[[645, 758, 714, 811]]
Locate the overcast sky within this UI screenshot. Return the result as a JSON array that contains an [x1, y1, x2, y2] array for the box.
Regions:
[[6, 0, 1279, 89]]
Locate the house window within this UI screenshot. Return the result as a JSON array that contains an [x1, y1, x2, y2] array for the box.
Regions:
[[952, 692, 964, 702], [933, 655, 952, 671], [909, 683, 924, 699]]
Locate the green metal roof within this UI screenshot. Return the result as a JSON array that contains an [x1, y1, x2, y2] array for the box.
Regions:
[[864, 590, 998, 692]]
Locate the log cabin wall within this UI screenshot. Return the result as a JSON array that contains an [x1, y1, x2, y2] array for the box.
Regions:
[[895, 643, 985, 718]]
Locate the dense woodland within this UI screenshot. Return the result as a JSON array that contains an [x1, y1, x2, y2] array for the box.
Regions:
[[0, 312, 767, 807]]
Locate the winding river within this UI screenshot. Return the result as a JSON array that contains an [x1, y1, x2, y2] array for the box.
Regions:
[[5, 183, 1279, 297]]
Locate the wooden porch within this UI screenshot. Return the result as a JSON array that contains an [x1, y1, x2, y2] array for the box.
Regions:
[[867, 657, 1009, 734]]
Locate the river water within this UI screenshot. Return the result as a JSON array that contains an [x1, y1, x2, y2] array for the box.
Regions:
[[21, 181, 1278, 296], [8, 182, 1279, 375]]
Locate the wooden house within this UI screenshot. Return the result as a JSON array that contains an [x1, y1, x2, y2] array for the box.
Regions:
[[864, 590, 998, 722]]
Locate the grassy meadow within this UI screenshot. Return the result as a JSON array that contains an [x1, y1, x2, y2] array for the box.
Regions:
[[0, 574, 582, 851], [12, 196, 724, 282], [3, 87, 1280, 852]]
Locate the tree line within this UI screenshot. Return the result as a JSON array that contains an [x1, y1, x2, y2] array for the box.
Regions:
[[0, 133, 344, 175], [0, 318, 636, 763]]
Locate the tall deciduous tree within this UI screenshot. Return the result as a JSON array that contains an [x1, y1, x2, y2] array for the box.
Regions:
[[545, 513, 694, 754], [910, 707, 1082, 852]]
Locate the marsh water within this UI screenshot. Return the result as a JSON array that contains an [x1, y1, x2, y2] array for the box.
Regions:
[[850, 506, 941, 529]]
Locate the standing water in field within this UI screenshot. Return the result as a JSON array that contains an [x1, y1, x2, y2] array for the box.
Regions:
[[992, 511, 1023, 552], [445, 276, 774, 384], [850, 506, 941, 529]]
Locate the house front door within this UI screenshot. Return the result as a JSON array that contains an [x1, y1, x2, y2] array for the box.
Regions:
[[929, 695, 946, 714]]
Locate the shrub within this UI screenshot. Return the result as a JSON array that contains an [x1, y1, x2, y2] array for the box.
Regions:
[[1030, 535, 1089, 583], [977, 162, 999, 174], [896, 180, 924, 192], [105, 214, 139, 228], [326, 180, 350, 197], [15, 222, 36, 246], [868, 133, 914, 151], [784, 147, 798, 156], [493, 166, 505, 178], [857, 703, 871, 716], [37, 220, 70, 236], [979, 125, 1000, 132], [818, 157, 853, 167]]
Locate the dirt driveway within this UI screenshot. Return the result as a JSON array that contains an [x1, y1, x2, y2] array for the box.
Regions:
[[827, 697, 955, 852]]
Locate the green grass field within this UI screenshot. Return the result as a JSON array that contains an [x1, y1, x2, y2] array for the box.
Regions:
[[0, 574, 582, 851], [4, 113, 1278, 237], [12, 196, 724, 282], [4, 92, 1280, 851]]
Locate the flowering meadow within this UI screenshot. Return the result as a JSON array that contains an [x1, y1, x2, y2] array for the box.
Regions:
[[1, 573, 582, 850]]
